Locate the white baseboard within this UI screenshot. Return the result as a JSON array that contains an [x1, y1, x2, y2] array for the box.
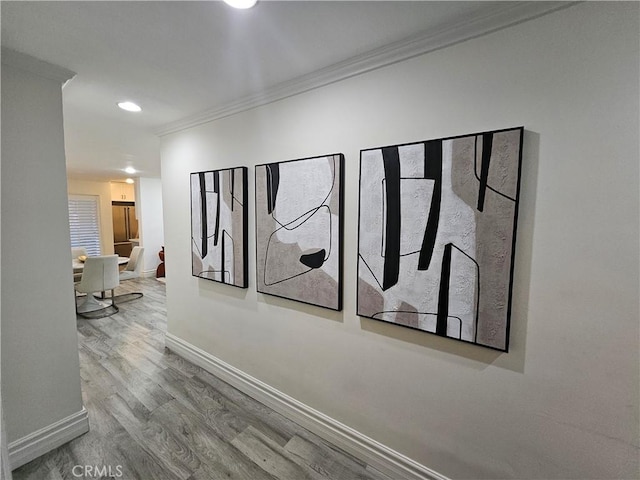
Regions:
[[8, 407, 89, 470], [165, 333, 449, 480], [142, 269, 157, 278]]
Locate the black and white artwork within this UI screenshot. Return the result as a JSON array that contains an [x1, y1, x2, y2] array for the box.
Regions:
[[255, 154, 344, 311], [357, 127, 523, 351], [191, 167, 248, 288]]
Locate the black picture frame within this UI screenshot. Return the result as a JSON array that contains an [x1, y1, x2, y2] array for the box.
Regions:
[[356, 127, 524, 351], [190, 166, 248, 288], [255, 154, 344, 311]]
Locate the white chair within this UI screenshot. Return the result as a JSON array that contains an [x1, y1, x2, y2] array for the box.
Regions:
[[117, 246, 144, 302], [120, 246, 144, 281], [76, 255, 120, 318]]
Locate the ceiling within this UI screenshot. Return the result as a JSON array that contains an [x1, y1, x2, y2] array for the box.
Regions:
[[1, 1, 566, 182]]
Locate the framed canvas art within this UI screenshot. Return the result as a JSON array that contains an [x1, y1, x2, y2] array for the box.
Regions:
[[357, 127, 524, 351], [255, 154, 344, 311], [191, 166, 248, 288]]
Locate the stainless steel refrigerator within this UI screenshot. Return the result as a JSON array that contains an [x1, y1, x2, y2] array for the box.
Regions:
[[112, 202, 138, 257]]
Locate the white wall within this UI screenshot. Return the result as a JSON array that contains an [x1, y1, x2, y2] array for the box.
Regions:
[[1, 56, 85, 452], [160, 3, 639, 478], [0, 83, 11, 480], [137, 177, 164, 276], [67, 178, 115, 255]]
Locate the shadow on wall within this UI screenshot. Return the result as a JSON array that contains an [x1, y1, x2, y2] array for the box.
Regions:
[[360, 130, 541, 374]]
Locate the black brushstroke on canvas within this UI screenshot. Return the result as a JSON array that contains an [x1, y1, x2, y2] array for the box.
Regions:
[[418, 139, 443, 271], [299, 249, 327, 269], [230, 169, 235, 212], [198, 172, 208, 258], [436, 242, 453, 336], [266, 163, 280, 215], [381, 147, 401, 290], [477, 133, 493, 212], [213, 171, 220, 246], [221, 220, 226, 277], [473, 136, 516, 203]]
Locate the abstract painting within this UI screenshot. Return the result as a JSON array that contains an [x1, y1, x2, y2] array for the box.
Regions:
[[191, 167, 248, 288], [357, 127, 523, 351], [255, 154, 344, 310]]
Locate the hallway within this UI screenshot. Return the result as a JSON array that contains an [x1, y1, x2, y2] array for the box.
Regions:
[[12, 279, 388, 480]]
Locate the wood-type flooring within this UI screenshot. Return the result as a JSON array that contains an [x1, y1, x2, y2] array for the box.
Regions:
[[12, 278, 390, 480]]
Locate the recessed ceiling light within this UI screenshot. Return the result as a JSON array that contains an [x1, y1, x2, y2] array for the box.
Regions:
[[223, 0, 257, 9], [117, 101, 142, 112], [125, 178, 135, 184], [124, 166, 136, 174]]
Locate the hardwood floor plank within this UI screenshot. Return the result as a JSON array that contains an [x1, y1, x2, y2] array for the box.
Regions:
[[103, 392, 196, 480], [71, 396, 180, 480], [111, 335, 200, 379], [157, 364, 295, 451], [78, 334, 118, 360], [284, 434, 373, 480], [12, 279, 388, 480], [104, 427, 184, 480], [365, 464, 395, 480], [194, 369, 302, 445], [78, 347, 121, 400], [231, 426, 314, 480], [75, 390, 181, 480], [100, 354, 174, 412], [163, 348, 204, 378], [114, 342, 168, 378], [151, 400, 279, 480], [76, 320, 112, 343]]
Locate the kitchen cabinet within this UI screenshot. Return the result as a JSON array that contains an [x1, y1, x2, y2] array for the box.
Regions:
[[110, 182, 135, 202], [112, 203, 138, 257]]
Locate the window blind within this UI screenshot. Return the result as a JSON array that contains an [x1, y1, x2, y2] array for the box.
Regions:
[[68, 195, 101, 256]]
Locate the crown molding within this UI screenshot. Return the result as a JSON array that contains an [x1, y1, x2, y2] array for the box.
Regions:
[[1, 47, 76, 84], [157, 1, 576, 137]]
